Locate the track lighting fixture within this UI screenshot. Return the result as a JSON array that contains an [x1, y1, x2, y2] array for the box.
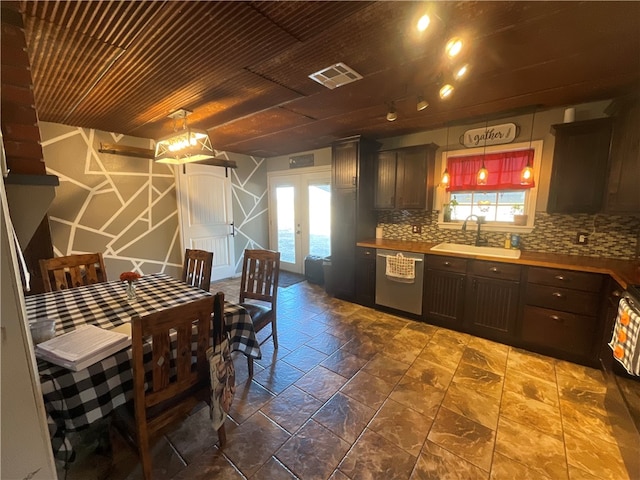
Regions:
[[445, 37, 463, 58], [439, 84, 454, 99], [417, 14, 430, 32], [417, 96, 429, 111], [386, 102, 397, 122], [454, 64, 469, 80]]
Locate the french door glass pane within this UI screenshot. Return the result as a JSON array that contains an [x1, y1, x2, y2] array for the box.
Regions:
[[276, 186, 295, 263], [308, 183, 331, 257]]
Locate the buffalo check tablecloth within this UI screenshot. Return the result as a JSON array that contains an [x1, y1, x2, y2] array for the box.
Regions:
[[24, 273, 260, 459]]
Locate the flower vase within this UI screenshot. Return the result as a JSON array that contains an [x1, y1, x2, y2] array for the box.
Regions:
[[126, 280, 137, 301]]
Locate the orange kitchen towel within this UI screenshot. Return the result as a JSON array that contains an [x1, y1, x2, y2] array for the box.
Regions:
[[609, 297, 640, 376]]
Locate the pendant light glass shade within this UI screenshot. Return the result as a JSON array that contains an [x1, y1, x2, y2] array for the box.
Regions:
[[477, 163, 488, 185], [520, 163, 534, 185], [441, 168, 450, 186]]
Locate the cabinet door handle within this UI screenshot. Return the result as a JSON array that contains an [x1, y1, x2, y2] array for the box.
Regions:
[[554, 275, 566, 281], [364, 250, 372, 256], [352, 176, 356, 186], [489, 267, 499, 273], [552, 292, 564, 298], [443, 261, 451, 267], [550, 315, 564, 323], [612, 290, 622, 298]]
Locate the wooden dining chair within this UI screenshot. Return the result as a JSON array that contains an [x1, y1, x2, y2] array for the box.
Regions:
[[181, 248, 213, 291], [239, 249, 280, 376], [113, 294, 225, 480], [39, 252, 107, 292]]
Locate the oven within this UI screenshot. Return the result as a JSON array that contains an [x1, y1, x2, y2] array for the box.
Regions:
[[603, 281, 640, 471]]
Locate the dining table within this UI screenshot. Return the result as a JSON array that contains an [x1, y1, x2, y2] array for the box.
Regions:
[[24, 272, 260, 460]]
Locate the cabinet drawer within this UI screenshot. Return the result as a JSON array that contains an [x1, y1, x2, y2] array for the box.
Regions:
[[358, 247, 376, 259], [522, 305, 596, 357], [468, 260, 521, 282], [525, 283, 599, 315], [527, 267, 603, 292], [425, 255, 467, 273]]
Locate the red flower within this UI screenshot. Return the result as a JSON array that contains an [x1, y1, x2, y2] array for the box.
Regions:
[[120, 271, 141, 282]]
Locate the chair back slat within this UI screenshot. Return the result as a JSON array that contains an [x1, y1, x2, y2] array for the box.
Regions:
[[40, 253, 108, 292], [181, 249, 213, 291]]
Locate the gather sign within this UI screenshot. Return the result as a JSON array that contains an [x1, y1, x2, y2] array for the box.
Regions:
[[461, 123, 517, 148]]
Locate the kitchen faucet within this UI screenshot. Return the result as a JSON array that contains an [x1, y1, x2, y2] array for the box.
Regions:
[[462, 215, 488, 246]]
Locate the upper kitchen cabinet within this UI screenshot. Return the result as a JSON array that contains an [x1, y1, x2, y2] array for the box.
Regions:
[[374, 144, 437, 210], [604, 97, 640, 214], [547, 118, 612, 214]]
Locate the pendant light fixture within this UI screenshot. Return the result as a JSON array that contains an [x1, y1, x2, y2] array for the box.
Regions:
[[154, 109, 214, 164], [441, 123, 450, 186], [477, 121, 489, 186], [520, 108, 536, 185]]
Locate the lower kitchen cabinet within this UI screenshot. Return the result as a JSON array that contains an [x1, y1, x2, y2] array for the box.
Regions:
[[521, 305, 597, 358], [381, 251, 610, 368], [355, 247, 376, 307], [463, 260, 522, 343], [423, 255, 466, 328], [521, 266, 604, 366]]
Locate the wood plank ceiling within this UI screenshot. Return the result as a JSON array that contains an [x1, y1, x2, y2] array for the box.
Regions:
[[17, 1, 640, 157]]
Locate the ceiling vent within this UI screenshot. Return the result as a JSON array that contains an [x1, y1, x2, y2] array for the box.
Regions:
[[309, 62, 363, 89]]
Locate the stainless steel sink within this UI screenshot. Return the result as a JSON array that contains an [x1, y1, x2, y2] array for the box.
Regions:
[[430, 242, 521, 259]]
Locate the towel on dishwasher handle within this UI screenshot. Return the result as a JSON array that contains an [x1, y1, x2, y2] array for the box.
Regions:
[[609, 297, 640, 376], [385, 253, 416, 283]]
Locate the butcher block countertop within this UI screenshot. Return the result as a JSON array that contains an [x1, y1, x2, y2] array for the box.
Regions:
[[357, 238, 640, 289]]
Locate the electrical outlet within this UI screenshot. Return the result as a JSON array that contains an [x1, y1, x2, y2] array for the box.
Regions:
[[576, 232, 589, 245], [412, 225, 422, 234]]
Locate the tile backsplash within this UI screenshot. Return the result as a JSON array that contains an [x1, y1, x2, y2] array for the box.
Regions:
[[377, 211, 640, 260]]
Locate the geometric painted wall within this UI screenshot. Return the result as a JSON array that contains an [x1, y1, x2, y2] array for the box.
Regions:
[[39, 122, 270, 280]]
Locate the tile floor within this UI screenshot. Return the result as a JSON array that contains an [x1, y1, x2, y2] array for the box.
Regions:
[[60, 278, 639, 480]]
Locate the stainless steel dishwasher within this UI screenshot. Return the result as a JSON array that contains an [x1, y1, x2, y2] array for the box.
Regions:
[[375, 249, 425, 315]]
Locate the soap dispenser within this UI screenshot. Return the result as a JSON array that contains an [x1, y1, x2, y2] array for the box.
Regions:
[[504, 233, 511, 249]]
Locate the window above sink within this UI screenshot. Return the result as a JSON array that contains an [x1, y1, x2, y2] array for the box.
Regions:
[[436, 140, 543, 234]]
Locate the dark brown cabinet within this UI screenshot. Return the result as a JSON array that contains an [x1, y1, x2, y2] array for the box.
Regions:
[[547, 118, 612, 214], [521, 266, 604, 366], [374, 144, 437, 210], [331, 136, 379, 302], [605, 97, 640, 214], [355, 247, 376, 307], [423, 255, 467, 328], [464, 260, 522, 343]]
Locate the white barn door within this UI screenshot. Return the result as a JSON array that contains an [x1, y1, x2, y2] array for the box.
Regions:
[[177, 164, 235, 281]]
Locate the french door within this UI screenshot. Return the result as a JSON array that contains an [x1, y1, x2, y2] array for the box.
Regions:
[[268, 167, 331, 274]]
